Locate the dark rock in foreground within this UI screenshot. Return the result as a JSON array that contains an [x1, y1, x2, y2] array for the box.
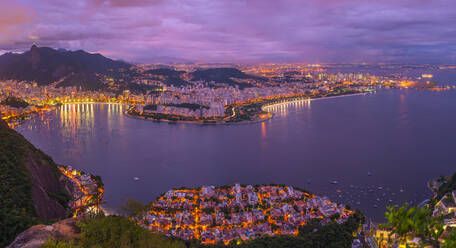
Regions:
[[6, 218, 80, 248]]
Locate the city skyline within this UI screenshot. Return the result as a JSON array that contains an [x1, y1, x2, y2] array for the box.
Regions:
[[1, 0, 455, 64]]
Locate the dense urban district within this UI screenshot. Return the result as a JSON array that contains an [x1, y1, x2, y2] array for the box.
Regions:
[[1, 46, 454, 126], [140, 184, 353, 245]]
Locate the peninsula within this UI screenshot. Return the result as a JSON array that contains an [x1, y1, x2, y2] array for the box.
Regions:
[[136, 184, 362, 245]]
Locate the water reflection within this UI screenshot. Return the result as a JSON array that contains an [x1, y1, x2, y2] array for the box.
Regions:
[[24, 103, 125, 163], [261, 122, 266, 139], [263, 99, 311, 117], [15, 91, 456, 221]]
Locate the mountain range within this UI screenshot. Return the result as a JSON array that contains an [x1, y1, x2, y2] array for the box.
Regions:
[[0, 45, 263, 91], [0, 45, 131, 90]]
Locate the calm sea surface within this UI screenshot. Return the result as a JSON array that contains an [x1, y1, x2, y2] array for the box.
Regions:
[[16, 88, 456, 221]]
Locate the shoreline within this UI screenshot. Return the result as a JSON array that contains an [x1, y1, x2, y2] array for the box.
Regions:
[[125, 91, 372, 126], [262, 92, 369, 110], [123, 110, 271, 125]]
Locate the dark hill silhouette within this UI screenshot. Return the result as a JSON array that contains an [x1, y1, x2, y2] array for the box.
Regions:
[[190, 68, 262, 88], [144, 68, 188, 86], [0, 45, 130, 90], [0, 46, 264, 90]]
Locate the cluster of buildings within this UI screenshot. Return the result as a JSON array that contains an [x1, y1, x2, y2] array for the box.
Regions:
[[139, 184, 353, 245], [427, 177, 456, 228], [2, 62, 447, 123], [432, 190, 456, 228], [359, 178, 456, 248], [139, 102, 225, 118], [58, 165, 104, 217], [132, 76, 374, 120], [0, 80, 146, 124]]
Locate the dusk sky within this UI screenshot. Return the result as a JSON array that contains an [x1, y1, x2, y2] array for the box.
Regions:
[[0, 0, 455, 64]]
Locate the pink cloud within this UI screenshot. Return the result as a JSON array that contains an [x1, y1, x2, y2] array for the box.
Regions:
[[90, 0, 164, 7], [0, 0, 34, 31], [0, 0, 35, 46], [2, 0, 455, 64]]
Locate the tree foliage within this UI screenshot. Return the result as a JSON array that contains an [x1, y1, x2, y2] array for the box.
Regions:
[[383, 203, 456, 248], [434, 172, 456, 206], [0, 120, 69, 247], [0, 121, 38, 247], [41, 215, 187, 248], [121, 198, 148, 217]]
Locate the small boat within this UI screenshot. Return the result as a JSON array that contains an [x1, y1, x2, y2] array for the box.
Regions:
[[373, 204, 378, 208], [133, 177, 140, 181], [418, 199, 430, 207], [367, 172, 372, 176], [377, 186, 383, 190], [330, 180, 339, 184]]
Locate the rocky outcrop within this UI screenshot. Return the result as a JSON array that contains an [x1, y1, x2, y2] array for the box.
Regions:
[[26, 150, 70, 221], [0, 119, 73, 247], [6, 218, 81, 248], [0, 119, 72, 221]]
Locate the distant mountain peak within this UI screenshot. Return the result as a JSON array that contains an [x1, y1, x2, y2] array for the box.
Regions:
[[29, 44, 40, 65], [0, 45, 131, 90]]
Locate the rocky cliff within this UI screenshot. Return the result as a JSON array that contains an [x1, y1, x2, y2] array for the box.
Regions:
[[6, 218, 81, 248], [0, 119, 73, 247]]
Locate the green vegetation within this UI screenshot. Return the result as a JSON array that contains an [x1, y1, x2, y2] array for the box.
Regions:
[[116, 82, 162, 95], [40, 215, 188, 248], [381, 172, 456, 247], [1, 96, 30, 108], [0, 120, 68, 247], [121, 198, 149, 217], [190, 68, 260, 89], [0, 121, 38, 247], [144, 68, 188, 87], [434, 172, 456, 205], [383, 203, 456, 248], [40, 211, 364, 248], [226, 104, 260, 122]]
